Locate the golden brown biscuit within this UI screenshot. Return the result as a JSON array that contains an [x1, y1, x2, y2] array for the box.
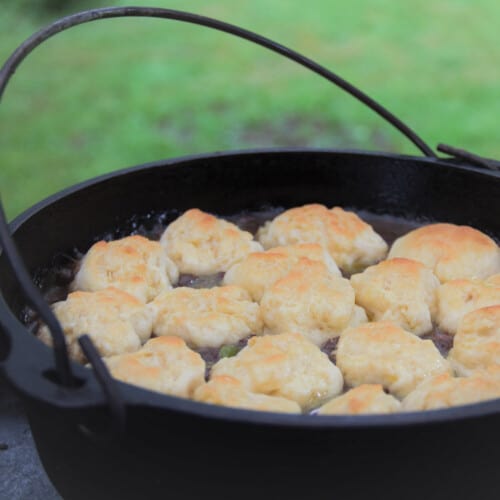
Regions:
[[104, 336, 205, 398], [160, 209, 262, 275], [211, 332, 343, 409], [257, 204, 388, 274], [351, 258, 440, 336], [317, 384, 401, 415], [268, 243, 341, 268], [149, 286, 262, 348], [194, 375, 301, 413], [448, 305, 500, 375], [38, 288, 153, 363], [336, 322, 451, 398], [223, 243, 340, 302], [402, 371, 500, 411], [388, 223, 500, 283], [436, 278, 500, 334], [486, 273, 500, 286], [260, 260, 358, 345], [72, 235, 179, 303]]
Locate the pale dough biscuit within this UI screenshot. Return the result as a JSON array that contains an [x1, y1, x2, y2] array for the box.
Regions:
[[104, 336, 205, 398], [317, 384, 401, 415], [486, 273, 500, 286], [38, 287, 153, 363], [448, 305, 500, 375], [194, 375, 301, 413], [260, 260, 358, 345], [160, 209, 263, 275], [336, 322, 451, 398], [211, 332, 343, 409], [351, 258, 440, 336], [436, 278, 500, 334], [72, 235, 179, 303], [402, 371, 500, 411], [257, 204, 388, 274], [388, 223, 500, 283], [149, 286, 262, 348], [223, 243, 340, 302]]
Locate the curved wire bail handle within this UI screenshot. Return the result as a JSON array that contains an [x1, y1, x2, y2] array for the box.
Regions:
[[0, 6, 436, 158]]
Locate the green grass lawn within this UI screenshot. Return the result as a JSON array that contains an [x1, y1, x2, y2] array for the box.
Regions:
[[1, 0, 500, 219]]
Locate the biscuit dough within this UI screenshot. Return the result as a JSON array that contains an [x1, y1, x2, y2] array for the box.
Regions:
[[39, 287, 153, 363], [336, 322, 451, 398], [73, 235, 179, 303], [150, 286, 262, 348], [317, 384, 401, 415], [403, 371, 500, 411], [104, 336, 205, 398], [351, 258, 439, 336], [211, 332, 343, 409], [194, 375, 301, 413], [436, 278, 500, 334], [388, 223, 500, 283], [161, 209, 263, 275], [260, 260, 358, 345], [223, 243, 340, 302], [257, 204, 388, 274], [448, 305, 500, 375]]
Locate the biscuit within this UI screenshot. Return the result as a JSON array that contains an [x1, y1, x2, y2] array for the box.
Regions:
[[257, 204, 388, 274], [486, 274, 500, 287], [211, 332, 343, 409], [104, 336, 205, 398], [223, 243, 340, 302], [160, 209, 263, 275], [448, 305, 500, 375], [350, 258, 440, 336], [317, 384, 401, 415], [436, 278, 500, 334], [38, 287, 153, 363], [260, 260, 358, 345], [336, 322, 451, 398], [402, 371, 500, 411], [194, 375, 301, 413], [388, 223, 500, 283], [149, 286, 263, 348], [72, 235, 179, 303]]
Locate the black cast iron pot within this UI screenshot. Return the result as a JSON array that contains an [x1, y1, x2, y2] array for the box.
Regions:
[[1, 7, 500, 500]]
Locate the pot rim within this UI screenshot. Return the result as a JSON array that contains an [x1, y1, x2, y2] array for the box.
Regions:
[[9, 146, 497, 232]]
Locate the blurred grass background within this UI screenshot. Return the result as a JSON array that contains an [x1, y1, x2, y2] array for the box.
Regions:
[[1, 0, 499, 219]]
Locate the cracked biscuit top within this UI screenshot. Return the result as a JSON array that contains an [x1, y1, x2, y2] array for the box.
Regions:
[[39, 287, 153, 363], [257, 204, 388, 274], [160, 209, 262, 275], [351, 258, 439, 336], [211, 332, 343, 409], [388, 223, 500, 283], [336, 322, 451, 398], [72, 235, 179, 303]]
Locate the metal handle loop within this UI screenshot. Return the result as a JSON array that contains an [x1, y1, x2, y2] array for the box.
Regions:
[[0, 6, 436, 158], [78, 335, 126, 436], [0, 197, 74, 386], [437, 144, 500, 172]]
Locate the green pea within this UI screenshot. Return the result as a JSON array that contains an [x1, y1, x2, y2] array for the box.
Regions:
[[218, 344, 240, 358]]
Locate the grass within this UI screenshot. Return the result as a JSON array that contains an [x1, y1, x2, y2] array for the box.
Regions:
[[1, 0, 500, 219]]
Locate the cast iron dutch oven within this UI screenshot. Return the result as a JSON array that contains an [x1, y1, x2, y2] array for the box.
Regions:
[[1, 7, 500, 500]]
